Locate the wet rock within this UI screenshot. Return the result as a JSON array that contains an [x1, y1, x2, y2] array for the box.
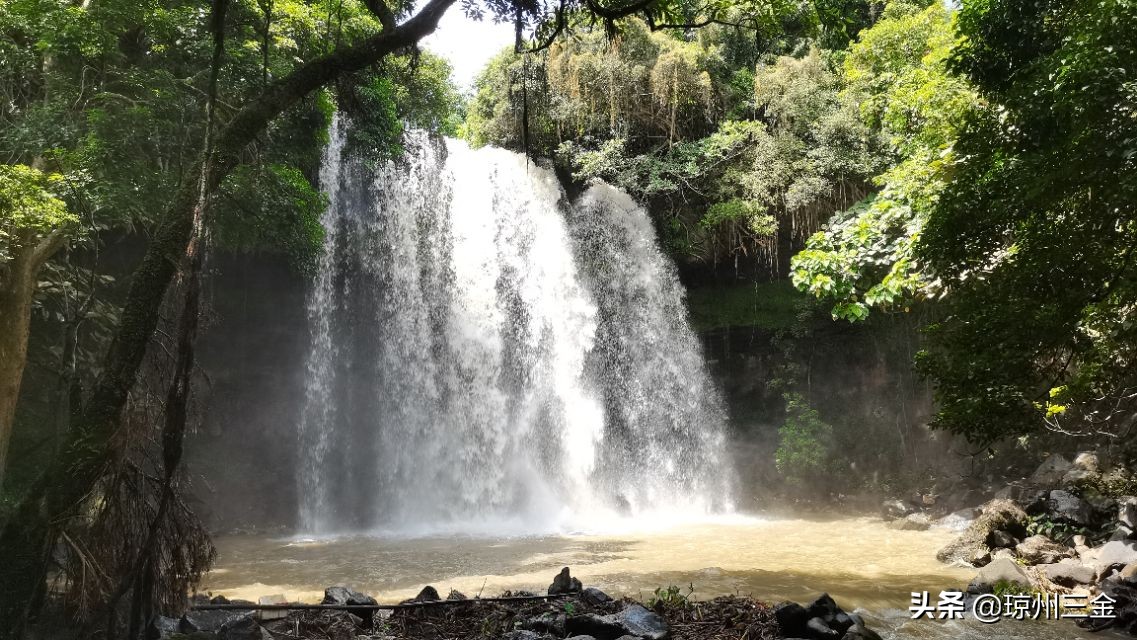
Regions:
[[1016, 535, 1073, 565], [411, 586, 441, 602], [805, 617, 839, 639], [323, 586, 378, 607], [986, 529, 1017, 549], [148, 615, 181, 639], [1048, 490, 1093, 526], [523, 612, 566, 636], [881, 500, 913, 521], [218, 615, 271, 640], [1096, 540, 1137, 575], [565, 613, 625, 639], [181, 610, 254, 634], [843, 613, 883, 640], [936, 509, 977, 532], [968, 558, 1032, 593], [774, 601, 810, 632], [806, 594, 839, 621], [888, 513, 931, 531], [937, 499, 1027, 564], [581, 587, 613, 606], [1040, 560, 1095, 586], [549, 567, 583, 595], [1120, 497, 1137, 530], [503, 631, 547, 640], [1030, 455, 1072, 486], [968, 548, 992, 567], [612, 604, 668, 640]]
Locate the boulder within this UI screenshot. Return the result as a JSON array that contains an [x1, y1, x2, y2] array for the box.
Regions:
[[218, 615, 271, 640], [181, 610, 253, 634], [1062, 452, 1102, 485], [446, 589, 467, 600], [1096, 541, 1137, 575], [937, 499, 1028, 564], [968, 558, 1032, 593], [1015, 535, 1073, 565], [1048, 490, 1093, 526], [1120, 562, 1137, 585], [549, 567, 583, 595], [842, 613, 883, 640], [774, 601, 810, 632], [565, 614, 626, 640], [612, 604, 668, 640], [410, 586, 441, 602], [1030, 455, 1072, 486], [1040, 561, 1096, 587], [322, 586, 377, 607], [1120, 497, 1137, 530], [148, 615, 181, 639], [523, 612, 566, 636], [888, 513, 931, 531], [581, 587, 612, 606], [881, 500, 914, 521], [986, 529, 1017, 549], [936, 509, 977, 532], [1110, 525, 1135, 542], [805, 617, 840, 639]]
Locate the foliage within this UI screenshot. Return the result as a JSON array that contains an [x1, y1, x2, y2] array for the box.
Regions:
[[915, 0, 1137, 443], [686, 279, 807, 331], [647, 583, 696, 608], [790, 2, 978, 320], [1025, 514, 1088, 545], [0, 165, 76, 264], [774, 392, 834, 485]]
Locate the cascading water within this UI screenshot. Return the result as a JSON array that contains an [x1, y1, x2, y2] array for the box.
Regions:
[[298, 117, 733, 535]]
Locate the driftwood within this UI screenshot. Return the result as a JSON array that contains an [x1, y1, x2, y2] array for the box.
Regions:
[[192, 593, 569, 612]]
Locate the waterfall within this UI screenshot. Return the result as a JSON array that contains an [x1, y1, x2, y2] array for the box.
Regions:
[[298, 118, 733, 535]]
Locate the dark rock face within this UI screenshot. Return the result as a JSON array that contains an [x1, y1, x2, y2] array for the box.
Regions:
[[322, 586, 377, 606], [1049, 490, 1093, 526], [549, 567, 584, 595], [581, 587, 613, 606], [181, 610, 253, 634], [775, 594, 875, 640], [566, 604, 669, 640]]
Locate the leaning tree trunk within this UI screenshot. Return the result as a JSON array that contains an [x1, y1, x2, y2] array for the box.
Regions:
[[0, 232, 66, 490], [0, 0, 455, 633]]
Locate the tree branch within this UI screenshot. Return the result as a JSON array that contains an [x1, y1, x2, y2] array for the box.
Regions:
[[363, 0, 397, 31]]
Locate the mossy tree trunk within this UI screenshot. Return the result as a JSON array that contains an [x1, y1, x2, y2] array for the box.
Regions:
[[0, 0, 455, 633]]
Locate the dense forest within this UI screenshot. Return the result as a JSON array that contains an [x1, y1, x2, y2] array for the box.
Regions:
[[1, 0, 1136, 637]]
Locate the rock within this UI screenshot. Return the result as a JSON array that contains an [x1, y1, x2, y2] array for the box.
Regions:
[[567, 636, 599, 640], [1120, 562, 1137, 585], [1040, 561, 1095, 586], [1096, 540, 1137, 574], [968, 548, 992, 567], [1048, 490, 1093, 526], [937, 499, 1028, 564], [503, 631, 546, 640], [805, 617, 840, 639], [548, 567, 583, 595], [612, 604, 668, 640], [148, 615, 181, 639], [581, 587, 612, 606], [936, 509, 977, 532], [774, 601, 810, 633], [968, 558, 1032, 593], [322, 586, 377, 606], [1030, 455, 1072, 486], [210, 595, 231, 605], [881, 499, 914, 521], [986, 529, 1017, 549], [567, 604, 668, 640], [523, 612, 566, 636], [411, 586, 441, 602], [446, 589, 467, 600], [806, 593, 839, 621], [181, 610, 253, 634], [1110, 525, 1135, 542], [1016, 535, 1073, 565], [218, 615, 271, 640], [888, 513, 931, 531], [842, 613, 883, 640], [1120, 497, 1137, 529], [992, 548, 1016, 561], [565, 614, 626, 640]]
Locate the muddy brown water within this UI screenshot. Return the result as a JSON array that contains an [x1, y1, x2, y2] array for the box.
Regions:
[[202, 516, 1124, 639]]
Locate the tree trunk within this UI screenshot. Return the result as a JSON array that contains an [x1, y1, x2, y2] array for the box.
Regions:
[[0, 233, 66, 491], [0, 0, 454, 633]]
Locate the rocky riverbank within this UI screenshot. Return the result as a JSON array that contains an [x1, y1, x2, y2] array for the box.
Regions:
[[881, 452, 1137, 636], [156, 568, 882, 640]]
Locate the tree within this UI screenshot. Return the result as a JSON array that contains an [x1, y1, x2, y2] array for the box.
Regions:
[[0, 166, 77, 487], [915, 0, 1137, 444]]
